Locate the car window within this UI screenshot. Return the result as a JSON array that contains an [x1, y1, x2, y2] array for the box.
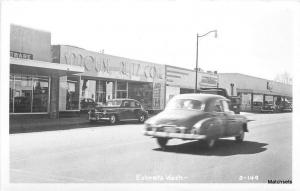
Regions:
[[221, 100, 230, 112], [213, 100, 224, 112], [122, 100, 130, 107], [166, 98, 205, 111], [129, 101, 136, 108], [135, 101, 141, 108]]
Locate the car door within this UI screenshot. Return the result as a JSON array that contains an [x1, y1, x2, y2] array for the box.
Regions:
[[119, 100, 131, 120], [210, 99, 228, 138], [221, 100, 240, 136], [127, 100, 138, 119]]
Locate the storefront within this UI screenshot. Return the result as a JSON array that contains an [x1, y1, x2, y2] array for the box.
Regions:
[[9, 25, 84, 118], [219, 73, 292, 112], [165, 65, 218, 104], [51, 45, 165, 113]]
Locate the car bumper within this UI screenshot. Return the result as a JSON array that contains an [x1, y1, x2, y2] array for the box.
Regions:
[[89, 113, 110, 121], [261, 109, 274, 112], [143, 131, 206, 140]]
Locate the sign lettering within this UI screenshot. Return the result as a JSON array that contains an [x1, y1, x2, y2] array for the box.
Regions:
[[10, 51, 33, 60]]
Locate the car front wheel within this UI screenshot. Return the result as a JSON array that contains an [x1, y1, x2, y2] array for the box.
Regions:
[[235, 130, 245, 143], [138, 114, 146, 123], [157, 138, 168, 149], [109, 115, 117, 125]]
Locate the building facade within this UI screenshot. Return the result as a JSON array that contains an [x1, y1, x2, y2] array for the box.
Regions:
[[9, 25, 84, 118], [9, 25, 293, 119], [218, 73, 292, 111], [51, 45, 166, 113], [165, 65, 218, 104]]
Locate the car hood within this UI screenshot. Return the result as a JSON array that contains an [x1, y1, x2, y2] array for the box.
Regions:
[[146, 109, 210, 128]]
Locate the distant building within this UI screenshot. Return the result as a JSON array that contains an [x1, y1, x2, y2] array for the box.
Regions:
[[218, 73, 292, 111]]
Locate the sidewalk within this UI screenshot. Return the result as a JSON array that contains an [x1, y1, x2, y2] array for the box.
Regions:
[[10, 115, 90, 134]]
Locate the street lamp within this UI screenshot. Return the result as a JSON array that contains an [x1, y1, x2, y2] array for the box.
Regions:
[[195, 30, 218, 93]]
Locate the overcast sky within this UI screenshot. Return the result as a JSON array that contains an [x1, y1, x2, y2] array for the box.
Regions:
[[3, 0, 298, 80]]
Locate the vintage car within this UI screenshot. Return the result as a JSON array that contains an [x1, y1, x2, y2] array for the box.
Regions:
[[252, 101, 275, 113], [80, 98, 96, 112], [88, 99, 148, 124], [143, 94, 249, 149], [276, 101, 292, 112]]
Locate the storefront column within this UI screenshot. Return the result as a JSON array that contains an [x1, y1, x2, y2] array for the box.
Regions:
[[251, 93, 254, 111], [49, 75, 60, 119]]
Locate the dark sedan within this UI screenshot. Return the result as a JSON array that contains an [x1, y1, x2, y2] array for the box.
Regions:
[[88, 99, 148, 124], [143, 94, 249, 149]]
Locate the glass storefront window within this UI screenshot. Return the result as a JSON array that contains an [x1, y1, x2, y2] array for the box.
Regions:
[[128, 82, 152, 110], [32, 76, 49, 112], [66, 77, 79, 110], [9, 74, 49, 113], [81, 79, 96, 100], [96, 80, 106, 103], [116, 81, 128, 99]]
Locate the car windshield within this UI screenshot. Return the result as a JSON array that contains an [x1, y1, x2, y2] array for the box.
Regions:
[[103, 100, 122, 107], [166, 98, 205, 111]]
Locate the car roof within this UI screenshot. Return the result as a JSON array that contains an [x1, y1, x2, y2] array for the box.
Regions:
[[172, 93, 228, 102]]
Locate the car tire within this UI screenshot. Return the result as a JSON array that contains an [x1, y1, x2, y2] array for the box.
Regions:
[[235, 130, 245, 143], [109, 115, 117, 125], [138, 114, 146, 123], [157, 138, 168, 149], [206, 139, 216, 148]]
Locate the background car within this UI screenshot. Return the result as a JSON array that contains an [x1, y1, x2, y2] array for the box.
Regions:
[[80, 98, 96, 112], [88, 99, 148, 124], [276, 101, 292, 112], [143, 94, 248, 149]]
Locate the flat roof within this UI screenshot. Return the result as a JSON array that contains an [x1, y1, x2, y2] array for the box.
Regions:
[[10, 57, 85, 76]]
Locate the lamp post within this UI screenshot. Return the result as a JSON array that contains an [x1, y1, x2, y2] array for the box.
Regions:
[[194, 30, 218, 93]]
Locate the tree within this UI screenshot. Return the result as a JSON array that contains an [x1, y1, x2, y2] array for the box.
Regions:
[[274, 71, 292, 85]]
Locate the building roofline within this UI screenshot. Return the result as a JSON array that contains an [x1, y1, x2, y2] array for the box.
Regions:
[[219, 73, 292, 87], [52, 44, 166, 67], [11, 24, 51, 34]]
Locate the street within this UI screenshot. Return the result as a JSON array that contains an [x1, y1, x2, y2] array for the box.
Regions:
[[10, 112, 292, 183]]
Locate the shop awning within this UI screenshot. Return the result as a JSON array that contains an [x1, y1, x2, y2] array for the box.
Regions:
[[10, 57, 84, 76]]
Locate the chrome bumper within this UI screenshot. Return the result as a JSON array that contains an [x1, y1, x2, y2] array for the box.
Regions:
[[143, 131, 206, 140]]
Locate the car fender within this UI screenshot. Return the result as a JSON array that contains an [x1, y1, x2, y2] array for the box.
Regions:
[[194, 117, 223, 139]]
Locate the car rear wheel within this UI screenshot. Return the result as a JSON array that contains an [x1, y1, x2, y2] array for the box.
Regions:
[[109, 115, 117, 125], [235, 130, 245, 143], [157, 138, 168, 149], [138, 114, 146, 123], [206, 139, 216, 148]]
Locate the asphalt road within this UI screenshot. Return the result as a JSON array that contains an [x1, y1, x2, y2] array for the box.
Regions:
[[10, 112, 292, 183]]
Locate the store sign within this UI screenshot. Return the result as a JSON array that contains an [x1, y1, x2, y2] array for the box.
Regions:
[[10, 51, 33, 60], [201, 76, 218, 85], [61, 47, 164, 81]]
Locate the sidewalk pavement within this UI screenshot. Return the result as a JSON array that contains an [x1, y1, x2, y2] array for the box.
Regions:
[[10, 114, 90, 134]]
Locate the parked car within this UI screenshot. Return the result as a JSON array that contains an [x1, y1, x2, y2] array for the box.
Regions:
[[143, 94, 249, 149], [80, 98, 96, 111], [252, 101, 275, 113], [276, 101, 292, 112], [88, 99, 148, 124]]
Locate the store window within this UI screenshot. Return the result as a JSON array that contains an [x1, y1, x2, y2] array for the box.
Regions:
[[81, 79, 96, 100], [96, 80, 106, 104], [9, 74, 49, 113], [116, 81, 128, 99], [66, 77, 79, 110], [128, 82, 153, 110]]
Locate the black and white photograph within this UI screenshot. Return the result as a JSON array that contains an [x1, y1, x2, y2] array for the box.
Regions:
[[0, 0, 299, 190]]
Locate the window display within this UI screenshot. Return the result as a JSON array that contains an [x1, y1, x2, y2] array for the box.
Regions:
[[9, 74, 49, 113]]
